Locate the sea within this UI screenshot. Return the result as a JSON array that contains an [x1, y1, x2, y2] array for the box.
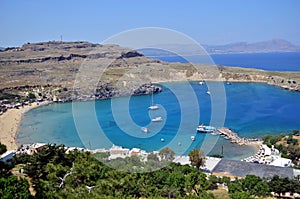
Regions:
[[17, 52, 300, 160], [153, 52, 300, 71]]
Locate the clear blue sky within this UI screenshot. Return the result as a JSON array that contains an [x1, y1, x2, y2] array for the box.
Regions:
[[1, 0, 300, 47]]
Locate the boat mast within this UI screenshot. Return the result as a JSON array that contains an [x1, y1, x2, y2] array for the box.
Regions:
[[151, 86, 154, 106]]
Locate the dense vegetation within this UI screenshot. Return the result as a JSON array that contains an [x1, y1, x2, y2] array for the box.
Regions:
[[0, 142, 32, 199], [262, 130, 300, 165], [1, 143, 300, 198], [13, 144, 215, 198]]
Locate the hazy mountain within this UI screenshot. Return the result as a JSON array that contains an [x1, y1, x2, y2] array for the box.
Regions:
[[139, 39, 300, 56], [204, 39, 300, 54]]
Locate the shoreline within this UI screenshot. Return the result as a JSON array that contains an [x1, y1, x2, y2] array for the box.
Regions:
[[0, 101, 51, 150], [0, 79, 296, 155]]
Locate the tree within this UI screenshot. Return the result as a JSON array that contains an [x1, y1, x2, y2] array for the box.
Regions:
[[230, 191, 254, 199], [12, 143, 219, 198], [28, 93, 36, 100], [0, 175, 33, 199], [0, 143, 33, 198], [0, 142, 7, 155], [159, 147, 175, 162], [93, 152, 109, 162], [0, 142, 11, 177], [147, 152, 159, 162], [253, 181, 270, 197], [228, 181, 243, 194], [268, 175, 286, 196], [185, 171, 211, 195], [242, 175, 270, 197], [208, 175, 219, 190], [188, 149, 206, 169], [292, 129, 300, 136]]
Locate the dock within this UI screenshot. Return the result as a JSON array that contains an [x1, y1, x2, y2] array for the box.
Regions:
[[217, 127, 260, 145]]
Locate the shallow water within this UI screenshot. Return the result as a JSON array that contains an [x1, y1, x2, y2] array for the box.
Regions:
[[18, 82, 300, 160]]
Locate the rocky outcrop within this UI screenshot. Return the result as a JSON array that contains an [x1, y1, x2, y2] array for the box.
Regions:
[[220, 71, 300, 91], [0, 83, 162, 104], [119, 51, 143, 59], [267, 76, 300, 91]]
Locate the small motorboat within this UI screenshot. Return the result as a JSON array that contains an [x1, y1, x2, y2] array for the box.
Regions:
[[191, 136, 195, 141], [141, 127, 148, 133]]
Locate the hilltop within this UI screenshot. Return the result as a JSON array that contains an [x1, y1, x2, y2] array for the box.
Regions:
[[0, 41, 300, 103]]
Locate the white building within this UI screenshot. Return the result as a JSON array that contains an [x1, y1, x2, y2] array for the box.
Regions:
[[0, 150, 16, 163], [109, 145, 129, 160], [270, 157, 292, 167]]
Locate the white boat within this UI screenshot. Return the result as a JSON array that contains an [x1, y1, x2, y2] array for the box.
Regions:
[[160, 138, 165, 142], [148, 105, 159, 110], [152, 116, 163, 122], [141, 127, 148, 133], [196, 125, 216, 133], [206, 91, 211, 95], [191, 136, 195, 141], [148, 86, 159, 110], [199, 81, 205, 85]]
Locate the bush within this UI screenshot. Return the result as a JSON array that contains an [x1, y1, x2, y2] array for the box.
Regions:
[[28, 93, 36, 99], [292, 129, 300, 136]]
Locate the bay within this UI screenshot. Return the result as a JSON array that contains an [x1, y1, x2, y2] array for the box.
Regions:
[[17, 82, 300, 160]]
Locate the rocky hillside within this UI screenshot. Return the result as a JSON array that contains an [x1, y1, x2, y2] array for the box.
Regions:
[[0, 41, 299, 103]]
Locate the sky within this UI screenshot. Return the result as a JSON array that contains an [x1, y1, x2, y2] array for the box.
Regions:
[[1, 0, 300, 47]]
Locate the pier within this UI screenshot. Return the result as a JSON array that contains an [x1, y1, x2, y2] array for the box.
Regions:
[[217, 127, 260, 145]]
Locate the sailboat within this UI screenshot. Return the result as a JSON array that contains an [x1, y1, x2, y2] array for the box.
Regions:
[[151, 116, 163, 122], [148, 86, 159, 110]]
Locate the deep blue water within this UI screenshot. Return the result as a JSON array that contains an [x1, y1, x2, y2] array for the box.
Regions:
[[151, 52, 300, 71], [18, 82, 300, 160]]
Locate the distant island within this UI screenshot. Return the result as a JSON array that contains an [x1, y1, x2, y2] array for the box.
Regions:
[[140, 38, 300, 56]]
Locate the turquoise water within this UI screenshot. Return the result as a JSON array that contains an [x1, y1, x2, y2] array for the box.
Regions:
[[17, 82, 300, 160]]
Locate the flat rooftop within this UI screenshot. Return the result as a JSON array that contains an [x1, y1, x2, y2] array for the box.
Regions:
[[212, 159, 294, 179]]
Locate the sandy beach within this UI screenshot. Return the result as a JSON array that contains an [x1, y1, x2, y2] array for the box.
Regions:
[[0, 102, 50, 150]]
